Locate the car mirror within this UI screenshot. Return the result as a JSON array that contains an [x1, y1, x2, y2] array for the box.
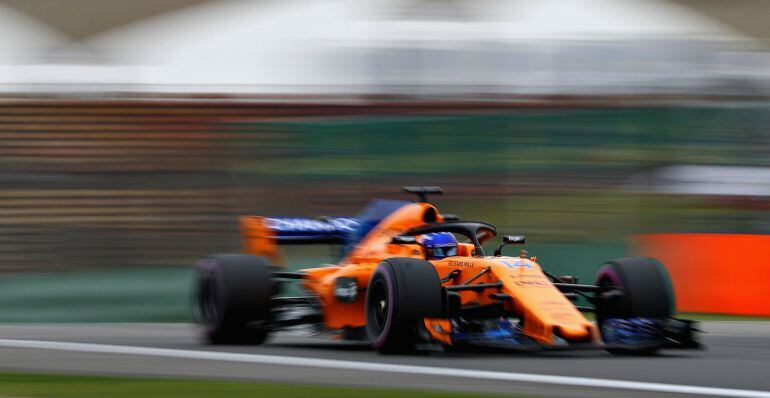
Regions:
[[503, 235, 525, 245], [494, 235, 526, 256], [391, 236, 417, 244]]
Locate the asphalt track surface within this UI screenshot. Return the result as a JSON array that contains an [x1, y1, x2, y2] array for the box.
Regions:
[[0, 322, 768, 398]]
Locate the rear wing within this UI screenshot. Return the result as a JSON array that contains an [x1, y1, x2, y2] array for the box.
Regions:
[[240, 216, 360, 264], [239, 198, 410, 265]]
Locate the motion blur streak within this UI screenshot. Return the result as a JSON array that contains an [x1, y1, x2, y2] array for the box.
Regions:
[[1, 100, 769, 275], [0, 338, 768, 398]]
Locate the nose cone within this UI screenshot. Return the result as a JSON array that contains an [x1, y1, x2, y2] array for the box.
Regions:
[[556, 323, 595, 342]]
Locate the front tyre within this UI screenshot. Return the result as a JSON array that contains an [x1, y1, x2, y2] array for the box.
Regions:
[[365, 258, 443, 354], [194, 254, 275, 345], [595, 257, 674, 355]]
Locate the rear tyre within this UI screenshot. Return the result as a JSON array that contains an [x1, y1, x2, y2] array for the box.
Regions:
[[595, 257, 674, 355], [365, 257, 443, 354], [194, 254, 275, 344]]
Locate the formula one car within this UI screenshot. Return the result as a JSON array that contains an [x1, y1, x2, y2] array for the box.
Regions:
[[194, 187, 700, 354]]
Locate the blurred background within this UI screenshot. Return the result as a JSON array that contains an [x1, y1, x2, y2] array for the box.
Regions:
[[0, 0, 768, 321]]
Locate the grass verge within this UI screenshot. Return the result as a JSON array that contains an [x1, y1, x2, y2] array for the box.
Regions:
[[0, 372, 528, 398], [677, 313, 770, 322]]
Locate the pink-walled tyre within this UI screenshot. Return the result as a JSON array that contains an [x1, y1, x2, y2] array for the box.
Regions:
[[365, 258, 443, 354], [194, 254, 275, 345]]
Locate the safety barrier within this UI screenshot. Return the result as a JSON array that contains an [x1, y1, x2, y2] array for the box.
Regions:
[[633, 233, 770, 316]]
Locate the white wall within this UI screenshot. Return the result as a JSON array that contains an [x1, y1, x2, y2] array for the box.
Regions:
[[0, 0, 766, 94]]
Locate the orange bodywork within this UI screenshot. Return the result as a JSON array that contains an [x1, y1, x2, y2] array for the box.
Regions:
[[241, 202, 597, 346]]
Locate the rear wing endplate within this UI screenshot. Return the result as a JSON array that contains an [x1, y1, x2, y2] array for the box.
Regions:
[[240, 216, 360, 265]]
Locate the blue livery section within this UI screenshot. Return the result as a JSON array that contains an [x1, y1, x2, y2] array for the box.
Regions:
[[346, 199, 410, 249], [600, 317, 664, 346], [452, 318, 538, 348], [265, 217, 360, 244]]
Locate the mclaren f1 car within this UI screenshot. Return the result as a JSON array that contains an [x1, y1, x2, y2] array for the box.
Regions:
[[193, 187, 700, 354]]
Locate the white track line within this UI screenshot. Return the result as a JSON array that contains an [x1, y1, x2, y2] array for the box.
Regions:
[[0, 339, 768, 398]]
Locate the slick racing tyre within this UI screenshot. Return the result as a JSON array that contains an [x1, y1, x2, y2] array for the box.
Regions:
[[595, 257, 674, 355], [194, 254, 275, 345], [365, 258, 443, 354]]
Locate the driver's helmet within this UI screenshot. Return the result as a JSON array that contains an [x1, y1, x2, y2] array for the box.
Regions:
[[419, 232, 458, 260]]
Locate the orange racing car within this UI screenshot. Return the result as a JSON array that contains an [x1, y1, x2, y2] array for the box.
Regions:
[[194, 187, 700, 354]]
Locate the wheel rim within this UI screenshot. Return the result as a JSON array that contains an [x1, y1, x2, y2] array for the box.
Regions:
[[596, 266, 625, 323], [368, 278, 389, 334]]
